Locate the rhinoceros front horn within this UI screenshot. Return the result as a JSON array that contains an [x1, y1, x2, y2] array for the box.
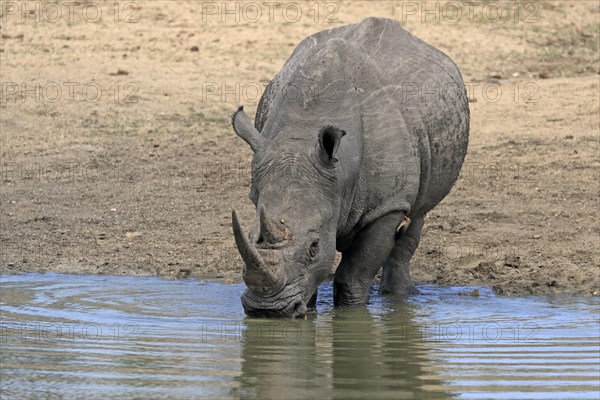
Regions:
[[232, 209, 285, 295]]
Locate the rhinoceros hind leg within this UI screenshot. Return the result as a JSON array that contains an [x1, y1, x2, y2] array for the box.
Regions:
[[379, 216, 424, 296]]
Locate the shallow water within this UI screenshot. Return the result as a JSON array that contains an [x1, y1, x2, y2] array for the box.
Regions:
[[0, 274, 598, 400]]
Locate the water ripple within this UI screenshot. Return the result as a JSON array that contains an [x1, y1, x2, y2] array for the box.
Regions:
[[1, 274, 598, 400]]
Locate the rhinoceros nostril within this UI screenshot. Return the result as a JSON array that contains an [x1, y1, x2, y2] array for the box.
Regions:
[[292, 301, 308, 319]]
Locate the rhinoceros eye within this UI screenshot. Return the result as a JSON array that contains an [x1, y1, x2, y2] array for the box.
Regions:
[[309, 239, 319, 259]]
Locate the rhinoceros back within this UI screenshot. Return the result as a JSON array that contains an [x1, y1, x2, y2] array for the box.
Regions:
[[256, 17, 469, 228]]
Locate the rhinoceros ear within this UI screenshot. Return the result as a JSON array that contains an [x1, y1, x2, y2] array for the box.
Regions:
[[317, 126, 346, 165], [232, 106, 265, 152]]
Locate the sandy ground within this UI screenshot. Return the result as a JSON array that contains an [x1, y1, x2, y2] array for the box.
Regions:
[[1, 1, 598, 296]]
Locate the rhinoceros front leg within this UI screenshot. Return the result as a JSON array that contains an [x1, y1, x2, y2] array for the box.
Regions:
[[379, 216, 423, 296], [333, 212, 404, 306]]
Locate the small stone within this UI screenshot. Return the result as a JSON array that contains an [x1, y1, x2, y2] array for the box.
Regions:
[[533, 234, 541, 239], [492, 285, 505, 295], [110, 208, 117, 212], [474, 261, 495, 275], [109, 69, 129, 76], [458, 289, 480, 297], [177, 268, 191, 279]]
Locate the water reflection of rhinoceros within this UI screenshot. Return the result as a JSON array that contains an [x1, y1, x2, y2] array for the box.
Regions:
[[233, 305, 453, 400]]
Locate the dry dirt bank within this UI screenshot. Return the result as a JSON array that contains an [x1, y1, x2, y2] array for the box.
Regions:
[[1, 1, 598, 295]]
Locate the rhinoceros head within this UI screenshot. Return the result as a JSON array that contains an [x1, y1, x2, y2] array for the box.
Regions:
[[231, 106, 345, 318]]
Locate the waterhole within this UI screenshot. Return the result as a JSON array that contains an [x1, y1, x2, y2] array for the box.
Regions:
[[1, 274, 598, 399]]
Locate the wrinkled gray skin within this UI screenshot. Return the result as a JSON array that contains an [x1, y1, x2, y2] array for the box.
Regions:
[[231, 18, 469, 318]]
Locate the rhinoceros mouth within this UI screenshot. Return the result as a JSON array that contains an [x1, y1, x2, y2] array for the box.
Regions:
[[241, 286, 308, 318]]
